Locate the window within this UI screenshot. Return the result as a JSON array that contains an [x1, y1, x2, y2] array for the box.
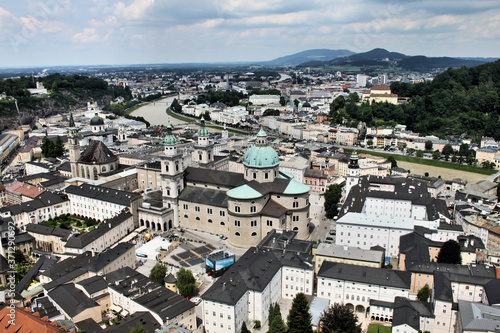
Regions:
[[251, 220, 257, 227], [293, 201, 299, 208], [220, 211, 225, 216], [251, 232, 257, 236], [292, 216, 299, 222], [265, 173, 269, 179], [207, 208, 212, 214], [267, 220, 272, 227], [235, 232, 240, 236], [234, 206, 241, 213], [195, 206, 200, 212], [235, 220, 240, 227], [208, 219, 213, 223], [250, 206, 256, 213]]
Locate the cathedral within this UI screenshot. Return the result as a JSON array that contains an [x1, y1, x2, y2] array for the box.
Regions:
[[68, 115, 312, 248], [160, 119, 312, 248]]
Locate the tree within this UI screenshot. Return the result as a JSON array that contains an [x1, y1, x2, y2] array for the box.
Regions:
[[293, 99, 300, 107], [54, 136, 64, 156], [130, 324, 148, 333], [269, 311, 287, 333], [425, 140, 433, 151], [176, 267, 197, 297], [442, 144, 454, 156], [407, 148, 416, 156], [286, 293, 312, 333], [324, 184, 342, 219], [241, 322, 250, 333], [432, 150, 441, 160], [416, 150, 424, 158], [14, 250, 26, 264], [367, 139, 373, 147], [483, 160, 491, 169], [387, 156, 397, 168], [320, 303, 361, 333], [417, 284, 430, 302], [437, 240, 462, 264], [459, 143, 470, 156], [149, 263, 167, 285], [279, 96, 286, 106]]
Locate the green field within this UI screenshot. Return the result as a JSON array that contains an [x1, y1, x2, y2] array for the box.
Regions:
[[165, 108, 248, 135], [344, 148, 497, 176], [367, 324, 392, 333]]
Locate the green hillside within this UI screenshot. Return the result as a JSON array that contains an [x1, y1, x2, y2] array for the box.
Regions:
[[330, 59, 500, 141]]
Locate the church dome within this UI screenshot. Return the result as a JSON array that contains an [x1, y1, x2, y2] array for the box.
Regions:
[[197, 116, 209, 137], [163, 124, 177, 146], [243, 128, 279, 168], [302, 101, 311, 107], [90, 113, 104, 126]]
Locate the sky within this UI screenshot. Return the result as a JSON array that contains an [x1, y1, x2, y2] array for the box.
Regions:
[[0, 0, 499, 67]]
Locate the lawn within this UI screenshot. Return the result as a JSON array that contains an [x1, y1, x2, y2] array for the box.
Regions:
[[41, 214, 100, 233], [344, 148, 497, 176], [367, 324, 392, 333]]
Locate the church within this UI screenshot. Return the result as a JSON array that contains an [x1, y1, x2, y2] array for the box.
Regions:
[[160, 119, 312, 247], [68, 115, 312, 248]]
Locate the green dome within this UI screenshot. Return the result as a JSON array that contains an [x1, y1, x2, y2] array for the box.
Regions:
[[163, 124, 177, 146], [244, 127, 279, 168], [243, 146, 279, 168], [197, 116, 209, 137], [90, 113, 104, 126]]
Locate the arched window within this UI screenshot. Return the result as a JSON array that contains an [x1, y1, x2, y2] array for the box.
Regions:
[[251, 232, 257, 236], [234, 206, 241, 213], [175, 162, 179, 171], [101, 166, 106, 172], [196, 217, 200, 220], [208, 219, 213, 223], [93, 167, 98, 180], [293, 227, 299, 231], [184, 214, 188, 218], [166, 163, 169, 172], [235, 232, 240, 236], [220, 222, 225, 226]]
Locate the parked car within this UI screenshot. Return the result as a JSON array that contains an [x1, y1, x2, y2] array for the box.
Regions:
[[191, 297, 202, 305]]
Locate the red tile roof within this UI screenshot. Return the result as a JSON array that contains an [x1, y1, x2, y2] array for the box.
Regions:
[[0, 307, 72, 332], [7, 182, 45, 199]]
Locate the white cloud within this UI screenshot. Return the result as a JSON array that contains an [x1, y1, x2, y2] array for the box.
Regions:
[[72, 28, 102, 43], [112, 0, 155, 20]]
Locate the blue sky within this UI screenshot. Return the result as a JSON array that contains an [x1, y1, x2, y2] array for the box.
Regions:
[[1, 0, 499, 67]]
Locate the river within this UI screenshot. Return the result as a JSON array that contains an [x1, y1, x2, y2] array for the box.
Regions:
[[130, 96, 188, 127]]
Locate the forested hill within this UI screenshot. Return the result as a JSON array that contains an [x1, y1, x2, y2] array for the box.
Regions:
[[0, 74, 131, 129], [330, 59, 500, 141]]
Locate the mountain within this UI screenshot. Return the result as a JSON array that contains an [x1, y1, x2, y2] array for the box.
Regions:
[[263, 49, 355, 66], [398, 56, 489, 71], [299, 48, 494, 71]]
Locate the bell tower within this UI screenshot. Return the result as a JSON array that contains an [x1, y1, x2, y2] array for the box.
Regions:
[[160, 124, 184, 227], [192, 117, 214, 169], [67, 112, 80, 178]]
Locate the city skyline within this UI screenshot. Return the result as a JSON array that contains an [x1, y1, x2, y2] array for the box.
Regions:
[[1, 0, 500, 67]]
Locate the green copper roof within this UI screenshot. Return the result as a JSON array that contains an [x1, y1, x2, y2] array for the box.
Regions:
[[243, 145, 279, 168], [257, 127, 267, 137], [283, 180, 310, 195], [163, 124, 177, 146], [68, 112, 75, 128], [227, 184, 262, 200], [198, 116, 209, 137]]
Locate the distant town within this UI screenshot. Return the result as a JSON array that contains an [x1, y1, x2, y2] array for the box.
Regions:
[[0, 58, 499, 333]]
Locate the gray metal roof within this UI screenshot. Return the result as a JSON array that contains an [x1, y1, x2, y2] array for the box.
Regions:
[[318, 262, 411, 289]]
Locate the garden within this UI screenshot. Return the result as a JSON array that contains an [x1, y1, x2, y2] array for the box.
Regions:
[[40, 214, 100, 233]]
